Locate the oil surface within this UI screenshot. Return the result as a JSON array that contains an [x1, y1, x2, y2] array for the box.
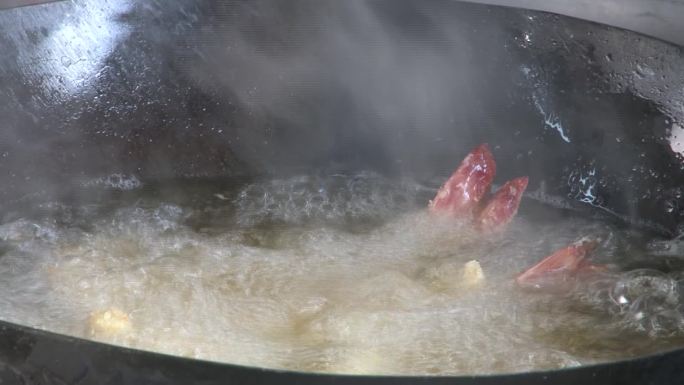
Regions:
[[1, 173, 683, 375]]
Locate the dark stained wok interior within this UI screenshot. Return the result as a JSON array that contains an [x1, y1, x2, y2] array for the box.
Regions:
[[2, 0, 684, 381]]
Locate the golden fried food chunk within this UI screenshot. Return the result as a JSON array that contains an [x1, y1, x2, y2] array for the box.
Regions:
[[88, 308, 132, 338], [461, 260, 484, 288], [422, 259, 485, 292]]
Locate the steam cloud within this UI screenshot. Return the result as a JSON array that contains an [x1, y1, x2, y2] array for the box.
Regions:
[[177, 0, 517, 178]]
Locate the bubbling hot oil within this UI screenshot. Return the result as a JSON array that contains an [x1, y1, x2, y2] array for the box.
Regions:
[[0, 173, 683, 375]]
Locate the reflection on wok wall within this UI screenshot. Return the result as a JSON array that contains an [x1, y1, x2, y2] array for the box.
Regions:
[[1, 0, 684, 235]]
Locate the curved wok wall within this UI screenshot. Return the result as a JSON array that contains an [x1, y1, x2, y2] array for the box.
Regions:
[[1, 0, 684, 234], [1, 319, 684, 385]]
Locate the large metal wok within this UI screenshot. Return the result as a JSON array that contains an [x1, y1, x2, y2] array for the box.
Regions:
[[1, 0, 684, 384]]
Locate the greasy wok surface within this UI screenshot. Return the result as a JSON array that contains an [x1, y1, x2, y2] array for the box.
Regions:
[[1, 0, 684, 235]]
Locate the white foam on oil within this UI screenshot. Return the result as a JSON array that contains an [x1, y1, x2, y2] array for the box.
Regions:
[[82, 174, 143, 191], [0, 174, 681, 375]]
